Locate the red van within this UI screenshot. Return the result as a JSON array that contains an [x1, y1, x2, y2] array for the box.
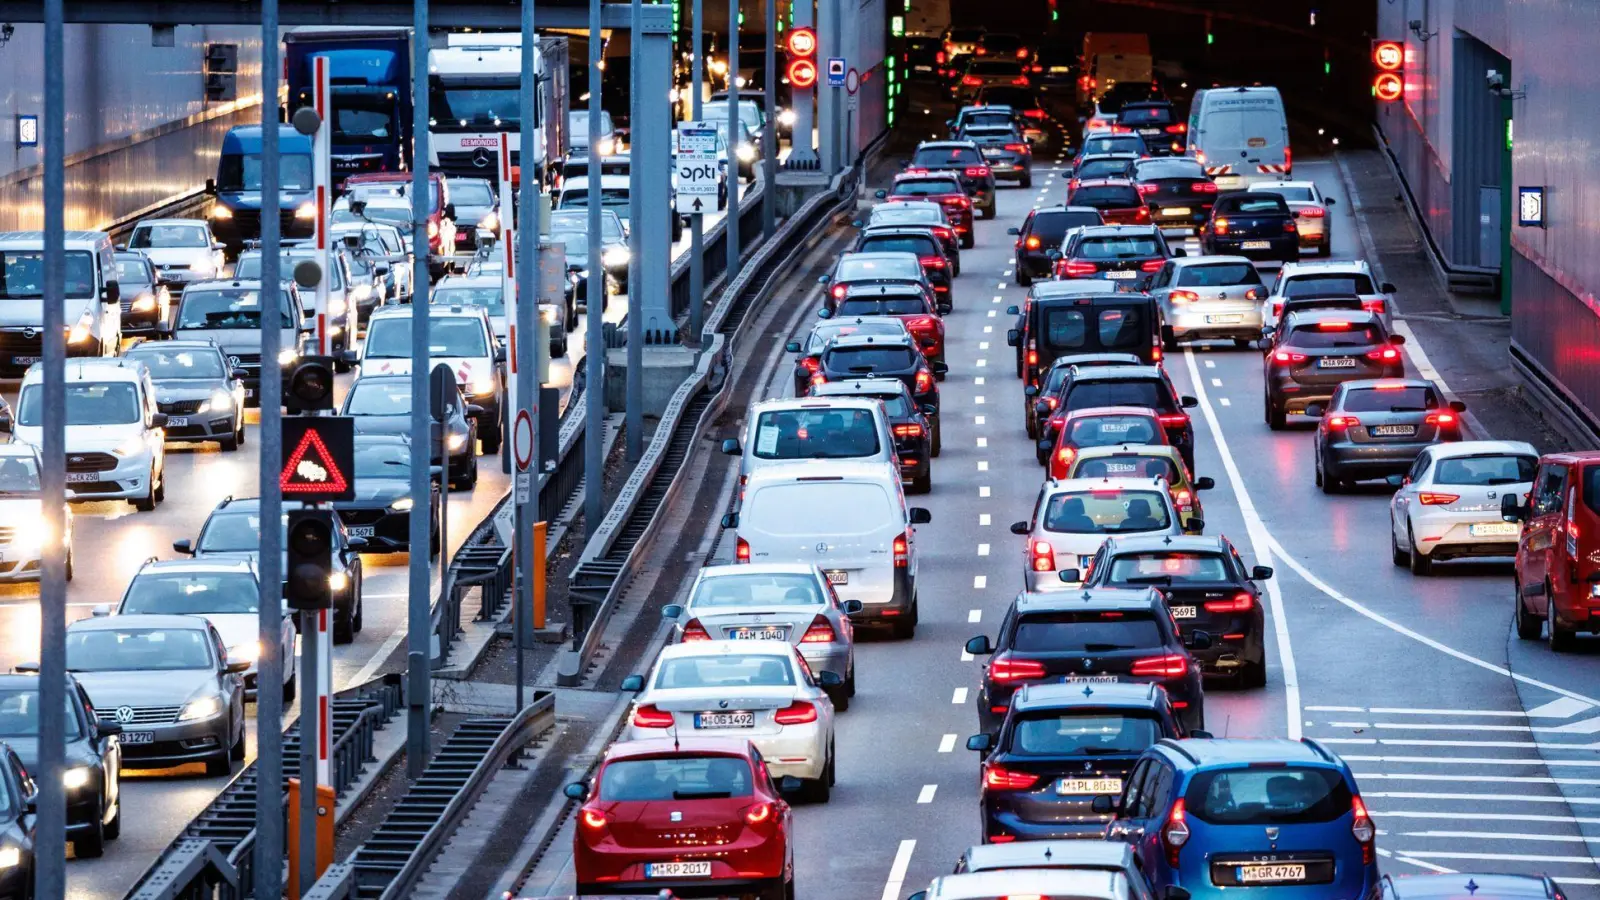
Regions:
[[1504, 451, 1600, 650]]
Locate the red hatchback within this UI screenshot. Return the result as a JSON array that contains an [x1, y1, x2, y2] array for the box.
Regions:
[[877, 173, 976, 248], [567, 736, 796, 899], [1045, 405, 1170, 479]]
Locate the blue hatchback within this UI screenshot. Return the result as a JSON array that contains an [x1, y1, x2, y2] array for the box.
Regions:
[[1100, 738, 1378, 900]]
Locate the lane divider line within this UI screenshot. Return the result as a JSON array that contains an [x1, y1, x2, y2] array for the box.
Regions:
[[939, 734, 957, 752], [879, 839, 918, 900]]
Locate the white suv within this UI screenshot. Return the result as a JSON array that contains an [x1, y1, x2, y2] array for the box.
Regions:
[[1263, 259, 1396, 331], [1011, 476, 1193, 592], [354, 303, 505, 454], [9, 358, 167, 511]]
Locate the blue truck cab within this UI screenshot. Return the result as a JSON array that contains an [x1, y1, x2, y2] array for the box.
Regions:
[[205, 125, 316, 256], [284, 29, 413, 183]]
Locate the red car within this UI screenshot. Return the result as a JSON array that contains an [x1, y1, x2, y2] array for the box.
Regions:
[[1067, 178, 1152, 226], [1504, 451, 1600, 651], [876, 173, 975, 248], [1045, 405, 1170, 479], [827, 282, 946, 366], [342, 172, 457, 272], [567, 736, 796, 899]]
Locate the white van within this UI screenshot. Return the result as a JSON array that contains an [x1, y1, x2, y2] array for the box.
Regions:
[[1186, 86, 1290, 191], [0, 230, 123, 377], [730, 461, 931, 638], [722, 397, 898, 490]]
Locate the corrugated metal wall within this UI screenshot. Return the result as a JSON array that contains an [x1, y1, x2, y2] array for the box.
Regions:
[[1447, 33, 1505, 270], [852, 0, 887, 153]]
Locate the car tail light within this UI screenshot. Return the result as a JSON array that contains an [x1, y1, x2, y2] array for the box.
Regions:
[[920, 255, 947, 269], [1137, 183, 1158, 196], [1283, 220, 1299, 234], [962, 75, 982, 86], [810, 373, 827, 388], [982, 764, 1040, 791], [1043, 396, 1058, 410], [1299, 206, 1326, 218], [580, 807, 608, 831], [1169, 290, 1198, 305], [1272, 301, 1284, 318], [1419, 492, 1461, 506], [1152, 346, 1162, 362], [893, 530, 910, 567], [988, 652, 1048, 683], [1162, 798, 1190, 867], [1195, 149, 1207, 165], [799, 356, 821, 374], [905, 167, 931, 175], [933, 226, 953, 240], [1172, 488, 1193, 509], [1024, 108, 1047, 119], [1140, 257, 1162, 272], [1158, 413, 1189, 427], [1131, 654, 1188, 677], [800, 615, 837, 644], [1425, 411, 1458, 426], [1204, 593, 1253, 613], [893, 423, 925, 438], [831, 284, 846, 299], [1135, 207, 1151, 222], [1366, 346, 1401, 362], [682, 618, 712, 641], [965, 166, 991, 177], [745, 800, 775, 825], [632, 703, 675, 728], [735, 538, 751, 563], [1283, 146, 1292, 174], [1192, 181, 1218, 193], [1213, 217, 1230, 235], [1352, 795, 1375, 863], [1319, 321, 1351, 330], [1326, 415, 1361, 429], [775, 700, 818, 725], [975, 46, 987, 55], [1273, 350, 1307, 364], [1026, 347, 1039, 365], [1363, 299, 1386, 315], [1011, 76, 1030, 86], [1063, 260, 1099, 277], [1015, 47, 1029, 59], [1166, 123, 1188, 134], [1245, 287, 1261, 301], [1031, 538, 1056, 572], [907, 315, 938, 334], [945, 196, 971, 209], [1005, 143, 1028, 153], [936, 51, 946, 64], [915, 368, 934, 393], [1025, 235, 1041, 249]]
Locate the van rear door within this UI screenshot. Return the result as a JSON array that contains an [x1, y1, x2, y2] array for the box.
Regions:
[[1197, 92, 1289, 187], [1035, 297, 1158, 367], [742, 478, 901, 604]]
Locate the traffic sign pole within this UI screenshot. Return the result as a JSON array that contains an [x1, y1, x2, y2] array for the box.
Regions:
[[788, 7, 818, 167], [407, 0, 433, 780], [584, 0, 606, 538], [762, 0, 776, 239], [688, 0, 705, 344], [725, 0, 741, 286], [514, 0, 539, 713], [312, 57, 332, 358]]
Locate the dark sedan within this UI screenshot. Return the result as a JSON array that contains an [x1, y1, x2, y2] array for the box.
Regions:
[[1056, 224, 1178, 285], [785, 318, 911, 398], [1132, 157, 1217, 238], [0, 744, 33, 895], [0, 674, 120, 858], [340, 374, 479, 491], [851, 228, 953, 313], [1008, 205, 1103, 285], [1201, 191, 1300, 262], [333, 434, 442, 555]]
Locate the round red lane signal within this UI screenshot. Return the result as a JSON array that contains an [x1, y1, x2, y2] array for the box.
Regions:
[[788, 58, 818, 89], [1373, 40, 1404, 71], [786, 27, 817, 59], [1373, 72, 1403, 102]]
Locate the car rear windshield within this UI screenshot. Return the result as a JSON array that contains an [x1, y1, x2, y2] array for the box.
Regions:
[[963, 112, 1015, 130], [1081, 136, 1146, 156], [1044, 308, 1151, 352], [825, 345, 917, 373], [1105, 552, 1230, 585], [1285, 322, 1383, 348], [599, 756, 755, 801], [124, 347, 226, 379], [1032, 210, 1103, 243], [1067, 414, 1161, 447], [1066, 378, 1173, 412], [0, 690, 83, 740], [860, 236, 939, 256], [745, 482, 895, 535], [872, 207, 942, 227], [978, 88, 1035, 108], [1077, 235, 1159, 258], [1012, 609, 1163, 652], [1119, 105, 1176, 125], [1185, 766, 1354, 825], [1435, 454, 1538, 486], [968, 60, 1022, 76], [838, 256, 923, 281], [807, 321, 906, 352], [981, 34, 1022, 53], [1255, 186, 1316, 203], [1216, 196, 1289, 215], [1283, 274, 1377, 296], [1176, 263, 1262, 287], [752, 408, 881, 459], [1012, 712, 1161, 756], [1074, 166, 1136, 188], [693, 573, 823, 608], [837, 297, 927, 316], [655, 653, 795, 689], [1043, 489, 1172, 534], [1073, 455, 1179, 484], [947, 27, 985, 42], [891, 179, 963, 197], [1137, 160, 1206, 180], [1340, 386, 1438, 412], [913, 146, 983, 166]]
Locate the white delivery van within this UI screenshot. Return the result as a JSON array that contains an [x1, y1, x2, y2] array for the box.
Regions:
[[732, 460, 930, 638], [1186, 86, 1291, 191]]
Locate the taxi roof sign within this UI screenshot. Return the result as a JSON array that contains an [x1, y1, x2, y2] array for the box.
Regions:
[[281, 416, 355, 502]]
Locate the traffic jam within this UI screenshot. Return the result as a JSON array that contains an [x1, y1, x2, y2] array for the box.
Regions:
[[555, 23, 1593, 900]]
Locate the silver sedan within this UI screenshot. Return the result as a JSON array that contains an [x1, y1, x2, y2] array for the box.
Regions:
[[663, 563, 861, 709]]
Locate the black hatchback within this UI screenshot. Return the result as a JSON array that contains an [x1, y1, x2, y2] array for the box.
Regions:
[[905, 141, 997, 218], [1201, 192, 1299, 262], [1132, 157, 1218, 237], [966, 588, 1208, 733], [0, 673, 121, 858], [1263, 309, 1405, 429], [810, 377, 937, 493], [0, 743, 32, 893], [851, 227, 953, 312], [815, 333, 942, 448], [1041, 365, 1198, 470], [1009, 205, 1104, 285], [966, 681, 1189, 843]]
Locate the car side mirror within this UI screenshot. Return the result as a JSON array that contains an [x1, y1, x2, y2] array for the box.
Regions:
[[338, 349, 360, 365], [1023, 384, 1038, 397], [347, 536, 368, 549], [1180, 395, 1198, 409], [91, 604, 111, 617], [818, 670, 844, 687], [102, 281, 121, 304], [1186, 630, 1213, 651], [620, 674, 645, 693], [1092, 795, 1120, 814], [874, 189, 888, 199], [12, 662, 37, 674], [966, 733, 993, 752], [930, 361, 949, 376], [1006, 227, 1020, 235], [1381, 281, 1396, 293], [1172, 247, 1187, 258], [1006, 305, 1019, 316], [173, 538, 194, 555], [563, 782, 588, 800], [1450, 399, 1467, 413], [493, 346, 507, 363], [721, 438, 741, 455], [1323, 197, 1337, 206], [909, 507, 932, 525], [785, 341, 802, 353], [1058, 568, 1082, 583], [231, 367, 250, 380], [1501, 493, 1526, 523], [841, 599, 864, 615], [919, 404, 937, 418], [464, 404, 486, 418], [816, 308, 832, 319], [150, 412, 170, 429], [1009, 520, 1029, 535], [662, 604, 683, 619], [349, 199, 367, 216], [1164, 887, 1193, 900], [965, 635, 994, 655], [908, 892, 929, 900], [444, 203, 457, 220], [1389, 334, 1406, 346], [1036, 438, 1053, 457], [1184, 517, 1205, 535], [1251, 565, 1274, 581], [225, 660, 251, 674], [1386, 474, 1406, 488], [720, 512, 738, 529], [204, 178, 218, 195], [1195, 477, 1215, 490], [1304, 402, 1326, 418], [98, 721, 122, 737]]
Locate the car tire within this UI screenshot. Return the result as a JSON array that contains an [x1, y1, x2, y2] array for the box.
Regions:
[[1016, 265, 1031, 287], [206, 752, 232, 778], [1391, 524, 1408, 567], [1265, 393, 1286, 430], [892, 601, 918, 639], [1408, 527, 1432, 575], [352, 574, 364, 633], [235, 418, 247, 448], [65, 550, 73, 582], [430, 528, 441, 559], [829, 685, 850, 713], [1162, 330, 1178, 352], [1233, 338, 1254, 349], [480, 422, 502, 455], [231, 723, 246, 760], [154, 467, 166, 504], [910, 470, 932, 494], [284, 668, 297, 703], [104, 799, 121, 841], [74, 817, 106, 859], [1318, 457, 1341, 494], [846, 666, 856, 698], [803, 759, 832, 803], [219, 430, 240, 452], [133, 470, 158, 512], [1021, 173, 1033, 189], [930, 419, 942, 457], [960, 233, 974, 250], [333, 611, 355, 645], [1239, 657, 1268, 689], [952, 256, 962, 276], [1515, 582, 1542, 640], [1548, 585, 1578, 651]]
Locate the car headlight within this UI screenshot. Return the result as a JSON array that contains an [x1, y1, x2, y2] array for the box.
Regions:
[[131, 291, 157, 312], [779, 109, 796, 126], [539, 305, 557, 324], [199, 389, 233, 415], [67, 314, 94, 345], [63, 765, 92, 790], [447, 432, 467, 452], [328, 296, 347, 316], [469, 377, 496, 397], [0, 846, 18, 869], [390, 497, 414, 511], [209, 205, 233, 221], [278, 347, 299, 366], [736, 143, 757, 163], [112, 435, 146, 457], [189, 259, 215, 276], [328, 571, 349, 592], [350, 283, 372, 302], [575, 268, 590, 279], [227, 642, 260, 664], [177, 695, 222, 722], [596, 137, 617, 156], [478, 211, 499, 232], [427, 220, 439, 238], [601, 247, 630, 268]]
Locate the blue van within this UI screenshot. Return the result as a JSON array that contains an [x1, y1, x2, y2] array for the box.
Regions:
[[1100, 738, 1378, 900], [205, 125, 317, 255]]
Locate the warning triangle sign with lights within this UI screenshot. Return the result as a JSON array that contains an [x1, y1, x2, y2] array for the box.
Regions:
[[280, 417, 356, 501]]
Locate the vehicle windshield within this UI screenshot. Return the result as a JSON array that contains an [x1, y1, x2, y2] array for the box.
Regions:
[[825, 345, 916, 373], [837, 297, 927, 316], [332, 204, 412, 229], [218, 152, 314, 191], [1031, 211, 1103, 244], [344, 380, 413, 416], [1067, 379, 1171, 412], [363, 316, 489, 359], [125, 348, 226, 380], [1043, 489, 1172, 533], [1439, 454, 1537, 487], [1137, 160, 1206, 180], [65, 627, 214, 671], [1120, 105, 1176, 125], [1218, 196, 1289, 215], [1185, 766, 1353, 825], [559, 188, 631, 209], [967, 60, 1021, 76], [121, 571, 260, 615], [752, 408, 881, 459], [0, 455, 40, 493], [434, 285, 506, 316], [1105, 552, 1230, 585], [115, 259, 154, 285], [1255, 186, 1316, 203], [1067, 414, 1161, 447], [1286, 322, 1384, 348], [807, 322, 906, 352], [692, 573, 823, 608], [0, 690, 81, 740], [236, 254, 344, 291], [129, 224, 209, 249], [0, 251, 96, 300], [1077, 236, 1158, 259], [912, 146, 983, 166], [860, 236, 939, 256], [569, 110, 615, 134], [963, 113, 1015, 130], [965, 128, 1018, 145], [1284, 274, 1377, 296], [551, 211, 624, 240], [1012, 713, 1161, 756], [1073, 454, 1179, 484], [980, 34, 1022, 53], [947, 27, 985, 43], [891, 179, 963, 198], [1080, 136, 1145, 156], [599, 756, 754, 801], [1341, 386, 1438, 412], [199, 512, 267, 551], [326, 88, 397, 141], [428, 84, 521, 130], [654, 654, 795, 689], [871, 206, 943, 227], [18, 382, 139, 427], [354, 441, 412, 478], [1012, 609, 1162, 651], [1177, 263, 1261, 287], [177, 288, 295, 330], [447, 180, 496, 207], [1071, 184, 1139, 206], [838, 256, 923, 281]]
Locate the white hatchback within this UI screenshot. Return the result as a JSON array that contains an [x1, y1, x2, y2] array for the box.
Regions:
[[1012, 476, 1191, 591], [1389, 440, 1538, 575]]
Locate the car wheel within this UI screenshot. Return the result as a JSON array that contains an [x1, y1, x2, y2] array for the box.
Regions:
[[1239, 657, 1268, 689], [429, 528, 441, 559], [133, 470, 157, 512], [910, 470, 931, 494], [235, 417, 247, 447], [206, 751, 232, 777], [1233, 338, 1254, 349], [480, 421, 502, 455], [73, 816, 106, 859], [960, 233, 974, 250], [219, 430, 239, 452], [1391, 522, 1408, 567], [153, 467, 166, 503], [353, 577, 364, 633], [846, 665, 856, 698], [104, 799, 121, 841], [930, 419, 942, 457], [283, 668, 297, 703], [1548, 585, 1578, 651], [1016, 264, 1030, 286], [829, 684, 850, 713], [1021, 173, 1033, 189], [1408, 526, 1433, 575], [803, 763, 832, 803], [952, 256, 962, 276], [1265, 393, 1286, 430], [1162, 330, 1178, 351], [333, 610, 355, 645], [1515, 582, 1542, 640], [1318, 458, 1341, 495]]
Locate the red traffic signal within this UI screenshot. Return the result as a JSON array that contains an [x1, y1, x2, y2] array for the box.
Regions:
[[1372, 40, 1404, 71], [788, 58, 819, 89], [786, 27, 817, 59], [1373, 72, 1403, 102]]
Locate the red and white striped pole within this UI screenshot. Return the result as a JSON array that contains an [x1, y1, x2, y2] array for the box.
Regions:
[[312, 56, 332, 357], [498, 133, 519, 421]]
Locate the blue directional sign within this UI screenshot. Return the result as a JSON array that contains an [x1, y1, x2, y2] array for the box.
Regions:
[[826, 57, 846, 88]]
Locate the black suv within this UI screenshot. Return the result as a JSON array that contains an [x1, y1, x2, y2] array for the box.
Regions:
[[967, 681, 1189, 842], [1008, 205, 1103, 285], [1118, 101, 1185, 155], [1008, 288, 1160, 386], [1131, 157, 1217, 237], [811, 377, 937, 493], [965, 588, 1208, 733], [1080, 534, 1274, 687], [1039, 365, 1197, 470], [1201, 191, 1299, 263], [960, 123, 1033, 187], [815, 333, 942, 452], [1023, 352, 1143, 438], [851, 227, 953, 312], [905, 140, 997, 218], [785, 317, 910, 397], [0, 673, 121, 858], [1263, 309, 1404, 429]]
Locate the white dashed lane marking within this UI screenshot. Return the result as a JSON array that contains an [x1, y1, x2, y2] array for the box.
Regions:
[[918, 785, 938, 804], [977, 543, 990, 556], [952, 687, 968, 704], [939, 734, 957, 752], [973, 575, 987, 588]]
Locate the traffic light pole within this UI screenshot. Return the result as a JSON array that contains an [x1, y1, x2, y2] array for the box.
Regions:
[[787, 0, 818, 167], [407, 0, 434, 779], [688, 0, 705, 343], [584, 0, 606, 538], [626, 0, 644, 462], [515, 0, 539, 713], [761, 0, 775, 238], [298, 604, 322, 896], [726, 0, 741, 282]]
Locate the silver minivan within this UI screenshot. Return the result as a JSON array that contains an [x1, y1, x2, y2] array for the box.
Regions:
[[0, 230, 123, 376], [722, 397, 897, 494]]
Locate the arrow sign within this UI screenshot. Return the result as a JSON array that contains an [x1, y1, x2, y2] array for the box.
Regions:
[[281, 416, 356, 501], [675, 123, 720, 215], [692, 197, 704, 212]]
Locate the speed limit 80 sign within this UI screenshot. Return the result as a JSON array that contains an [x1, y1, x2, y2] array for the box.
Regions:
[[676, 122, 720, 215]]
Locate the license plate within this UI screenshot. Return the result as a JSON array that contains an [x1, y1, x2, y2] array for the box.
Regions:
[[1241, 240, 1272, 250], [729, 626, 788, 641], [825, 570, 849, 585], [167, 417, 189, 427], [1106, 270, 1136, 280], [1065, 675, 1119, 684], [12, 356, 37, 365], [914, 65, 933, 72], [1079, 555, 1095, 568], [1058, 777, 1123, 794], [1371, 424, 1417, 437], [347, 526, 376, 538], [121, 731, 154, 745], [66, 473, 97, 483], [1162, 207, 1192, 216], [1318, 357, 1357, 368], [647, 861, 712, 878], [1139, 128, 1162, 135], [695, 711, 755, 729], [244, 388, 255, 398], [1470, 522, 1520, 536], [1170, 605, 1198, 619], [1238, 864, 1308, 884], [1206, 315, 1243, 324]]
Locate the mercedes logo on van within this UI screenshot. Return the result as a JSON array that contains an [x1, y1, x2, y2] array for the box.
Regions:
[[472, 148, 492, 168], [815, 542, 828, 554], [115, 706, 135, 724]]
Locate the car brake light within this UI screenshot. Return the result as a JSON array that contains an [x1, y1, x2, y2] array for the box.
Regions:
[[1063, 260, 1098, 277], [831, 284, 846, 299], [919, 255, 947, 268], [1418, 491, 1461, 505], [1299, 206, 1326, 218], [1166, 123, 1188, 134], [1087, 117, 1106, 129], [1024, 108, 1047, 118], [800, 356, 821, 372], [1326, 415, 1361, 429], [1140, 257, 1162, 272], [580, 807, 607, 831], [1245, 288, 1260, 301], [1193, 181, 1217, 193], [1162, 798, 1190, 866], [1135, 207, 1151, 222], [1283, 219, 1299, 234], [774, 701, 818, 725], [988, 653, 1048, 683], [1025, 235, 1041, 249], [965, 166, 991, 177], [982, 765, 1039, 791], [1015, 47, 1029, 59], [632, 703, 675, 728], [1005, 143, 1028, 152], [1273, 350, 1307, 364], [810, 373, 827, 388], [1031, 538, 1056, 572], [904, 167, 930, 175], [1272, 301, 1285, 318], [1425, 412, 1457, 427], [1011, 76, 1030, 86], [974, 46, 987, 55], [915, 368, 934, 393], [1366, 346, 1401, 362], [934, 226, 953, 239], [1026, 349, 1039, 365], [1158, 413, 1189, 426], [1213, 217, 1230, 235], [1319, 321, 1352, 330], [1137, 183, 1158, 196], [1363, 299, 1386, 314], [935, 51, 946, 64], [682, 618, 712, 641], [1131, 654, 1188, 677], [1169, 290, 1199, 305], [1352, 795, 1375, 863], [962, 75, 982, 86], [946, 196, 970, 209], [744, 801, 775, 827], [893, 423, 925, 438], [1283, 146, 1292, 174], [1195, 149, 1208, 164], [1204, 593, 1253, 613], [894, 530, 910, 567], [800, 615, 836, 643], [735, 538, 751, 563]]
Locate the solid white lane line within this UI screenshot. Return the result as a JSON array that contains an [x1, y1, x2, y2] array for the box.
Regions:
[[1370, 810, 1600, 825], [1318, 736, 1592, 749], [1397, 830, 1600, 844], [1406, 851, 1600, 865], [1309, 703, 1593, 717], [974, 575, 987, 589], [939, 734, 957, 752], [879, 840, 918, 900], [1530, 697, 1595, 718], [1335, 719, 1600, 734], [1390, 319, 1449, 389], [977, 543, 990, 556], [952, 687, 968, 704], [918, 785, 938, 804], [968, 609, 982, 622], [1183, 349, 1301, 738]]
